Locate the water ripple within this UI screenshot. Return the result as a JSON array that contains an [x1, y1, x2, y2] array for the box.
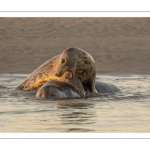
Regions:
[[0, 74, 150, 132]]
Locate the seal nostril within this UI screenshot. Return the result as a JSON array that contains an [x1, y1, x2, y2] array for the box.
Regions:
[[61, 58, 65, 63]]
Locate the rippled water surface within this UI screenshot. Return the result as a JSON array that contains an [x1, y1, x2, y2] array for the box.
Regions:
[[0, 74, 150, 132]]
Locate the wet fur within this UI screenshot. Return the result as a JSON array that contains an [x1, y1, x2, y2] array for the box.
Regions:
[[36, 80, 120, 99], [36, 81, 81, 99]]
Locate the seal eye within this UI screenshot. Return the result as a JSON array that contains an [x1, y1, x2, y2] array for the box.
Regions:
[[51, 93, 56, 97], [61, 59, 65, 64]]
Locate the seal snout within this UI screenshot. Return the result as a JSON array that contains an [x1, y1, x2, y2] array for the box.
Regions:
[[55, 72, 62, 77]]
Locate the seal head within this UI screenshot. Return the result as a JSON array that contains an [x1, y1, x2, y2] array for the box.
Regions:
[[55, 48, 79, 78], [55, 47, 98, 93], [36, 81, 81, 99]]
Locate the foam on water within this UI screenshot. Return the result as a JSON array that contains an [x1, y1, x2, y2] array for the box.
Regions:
[[0, 74, 150, 132]]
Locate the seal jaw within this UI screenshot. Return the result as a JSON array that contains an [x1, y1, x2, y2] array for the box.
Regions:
[[66, 69, 73, 79], [55, 67, 74, 79], [55, 67, 66, 77], [65, 65, 77, 79]]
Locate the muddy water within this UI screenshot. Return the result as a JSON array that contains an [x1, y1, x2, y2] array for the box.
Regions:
[[0, 74, 150, 132]]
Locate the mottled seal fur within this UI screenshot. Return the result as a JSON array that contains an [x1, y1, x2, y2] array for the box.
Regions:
[[17, 71, 85, 97], [55, 47, 98, 93], [36, 80, 120, 99], [16, 47, 97, 93], [16, 54, 61, 90]]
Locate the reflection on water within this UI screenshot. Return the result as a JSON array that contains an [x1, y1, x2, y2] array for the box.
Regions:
[[0, 74, 150, 132], [57, 100, 96, 132]]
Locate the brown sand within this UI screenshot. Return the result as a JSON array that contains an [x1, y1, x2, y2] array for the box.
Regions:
[[0, 18, 150, 75]]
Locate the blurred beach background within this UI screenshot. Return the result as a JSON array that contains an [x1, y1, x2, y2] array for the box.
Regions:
[[0, 17, 150, 74]]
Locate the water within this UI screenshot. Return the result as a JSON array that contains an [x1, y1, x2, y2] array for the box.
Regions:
[[0, 74, 150, 132]]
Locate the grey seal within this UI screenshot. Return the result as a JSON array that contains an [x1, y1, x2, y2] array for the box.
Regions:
[[55, 47, 98, 93], [36, 80, 120, 99], [16, 47, 97, 93]]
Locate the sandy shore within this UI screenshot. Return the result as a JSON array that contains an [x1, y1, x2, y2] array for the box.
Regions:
[[0, 18, 150, 75]]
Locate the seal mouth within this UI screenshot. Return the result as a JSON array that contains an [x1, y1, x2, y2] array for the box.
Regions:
[[66, 68, 73, 79]]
